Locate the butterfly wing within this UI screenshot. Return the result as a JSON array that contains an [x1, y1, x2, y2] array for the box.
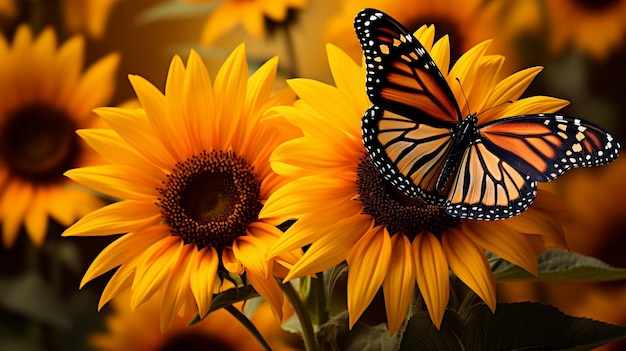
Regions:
[[446, 113, 621, 220], [478, 114, 621, 182], [445, 141, 537, 220], [362, 105, 452, 204], [354, 8, 461, 127]]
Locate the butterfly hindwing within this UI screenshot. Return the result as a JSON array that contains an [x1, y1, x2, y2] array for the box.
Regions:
[[355, 9, 461, 127], [479, 114, 621, 182], [446, 141, 537, 220], [362, 105, 451, 205]]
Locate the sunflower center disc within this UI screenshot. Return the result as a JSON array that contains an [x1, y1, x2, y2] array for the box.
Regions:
[[356, 155, 459, 240], [0, 103, 79, 184], [158, 150, 261, 251]]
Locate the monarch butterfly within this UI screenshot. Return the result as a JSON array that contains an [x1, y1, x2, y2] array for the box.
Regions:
[[354, 8, 620, 220]]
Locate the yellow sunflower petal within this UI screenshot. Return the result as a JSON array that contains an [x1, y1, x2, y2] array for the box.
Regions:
[[94, 106, 176, 170], [413, 232, 449, 329], [1, 181, 33, 248], [183, 50, 215, 151], [63, 200, 160, 237], [164, 55, 194, 159], [52, 35, 83, 105], [70, 52, 120, 118], [222, 247, 244, 274], [129, 73, 186, 162], [499, 96, 569, 117], [233, 234, 269, 279], [430, 34, 451, 76], [160, 244, 193, 332], [65, 165, 160, 200], [247, 271, 284, 322], [463, 221, 538, 275], [245, 56, 279, 123], [346, 225, 391, 328], [77, 129, 164, 178], [131, 236, 183, 311], [268, 200, 362, 257], [24, 190, 49, 246], [283, 215, 371, 281], [382, 233, 415, 335], [189, 246, 219, 317], [261, 175, 357, 221], [327, 44, 370, 109], [80, 225, 170, 288], [443, 228, 496, 312], [214, 43, 248, 148], [287, 78, 362, 136], [98, 261, 136, 310]]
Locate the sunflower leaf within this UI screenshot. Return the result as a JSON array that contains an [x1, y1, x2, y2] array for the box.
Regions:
[[0, 271, 71, 329], [490, 249, 626, 282], [187, 285, 259, 326], [462, 302, 626, 350], [399, 310, 465, 351], [318, 311, 402, 351]]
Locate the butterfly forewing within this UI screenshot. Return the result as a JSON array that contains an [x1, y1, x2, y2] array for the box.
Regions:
[[479, 114, 621, 182], [355, 9, 461, 127]]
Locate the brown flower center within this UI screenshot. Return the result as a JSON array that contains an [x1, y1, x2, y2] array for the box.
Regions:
[[157, 150, 261, 251], [0, 103, 80, 184], [356, 155, 459, 240], [573, 0, 618, 12]]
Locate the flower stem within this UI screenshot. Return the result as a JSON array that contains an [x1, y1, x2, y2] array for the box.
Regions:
[[280, 280, 318, 351], [314, 272, 329, 326], [225, 304, 273, 351]]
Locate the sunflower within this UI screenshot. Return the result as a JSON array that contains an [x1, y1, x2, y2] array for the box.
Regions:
[[263, 26, 569, 333], [0, 25, 118, 248], [91, 289, 300, 351], [182, 0, 307, 44], [546, 0, 626, 59], [63, 0, 121, 39], [62, 44, 303, 331], [325, 0, 527, 73]]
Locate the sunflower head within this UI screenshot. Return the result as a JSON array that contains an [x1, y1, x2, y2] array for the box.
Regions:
[[63, 44, 303, 331], [265, 25, 569, 334], [0, 24, 119, 248]]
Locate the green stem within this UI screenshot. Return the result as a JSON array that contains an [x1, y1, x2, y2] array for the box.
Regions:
[[280, 280, 317, 351], [314, 272, 328, 326], [225, 304, 273, 351]]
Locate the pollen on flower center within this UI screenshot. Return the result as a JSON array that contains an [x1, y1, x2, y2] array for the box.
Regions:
[[157, 150, 262, 251], [0, 103, 80, 184], [356, 155, 460, 239]]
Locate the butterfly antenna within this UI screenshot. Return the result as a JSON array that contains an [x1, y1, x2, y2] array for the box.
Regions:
[[455, 78, 471, 114]]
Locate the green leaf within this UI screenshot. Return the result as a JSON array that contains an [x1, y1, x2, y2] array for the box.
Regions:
[[0, 271, 71, 329], [188, 285, 259, 326], [136, 1, 218, 26], [400, 310, 465, 351], [491, 249, 626, 282], [318, 311, 402, 351], [462, 302, 626, 350]]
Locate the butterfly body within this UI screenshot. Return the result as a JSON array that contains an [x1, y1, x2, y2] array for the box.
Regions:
[[438, 114, 479, 192], [355, 8, 620, 220]]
